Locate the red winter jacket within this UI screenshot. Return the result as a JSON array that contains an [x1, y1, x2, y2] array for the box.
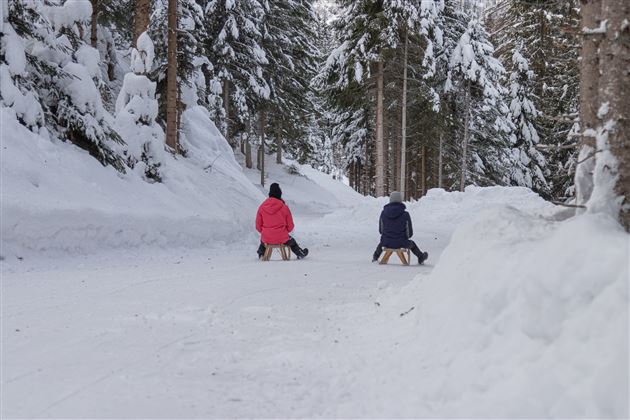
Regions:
[[256, 197, 295, 244]]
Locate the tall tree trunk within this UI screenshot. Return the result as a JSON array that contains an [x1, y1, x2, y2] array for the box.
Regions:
[[387, 119, 394, 195], [165, 0, 179, 153], [375, 59, 385, 197], [133, 0, 151, 46], [438, 132, 444, 189], [349, 162, 354, 190], [259, 111, 266, 187], [399, 30, 408, 199], [90, 0, 98, 48], [240, 133, 245, 154], [575, 0, 602, 208], [432, 147, 438, 190], [223, 79, 231, 145], [106, 39, 115, 80], [460, 83, 471, 192], [421, 145, 427, 196], [394, 112, 401, 192], [594, 0, 630, 229], [276, 123, 282, 164], [365, 142, 371, 195], [245, 140, 252, 169]]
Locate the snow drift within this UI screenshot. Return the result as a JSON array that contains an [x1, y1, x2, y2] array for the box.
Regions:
[[350, 199, 629, 418], [0, 106, 264, 258]]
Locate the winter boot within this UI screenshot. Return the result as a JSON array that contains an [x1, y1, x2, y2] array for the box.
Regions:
[[297, 248, 309, 259], [418, 251, 428, 265], [257, 243, 266, 259], [373, 244, 383, 262]]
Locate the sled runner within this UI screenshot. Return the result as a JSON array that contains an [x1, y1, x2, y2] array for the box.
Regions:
[[379, 248, 411, 266], [262, 244, 291, 261]]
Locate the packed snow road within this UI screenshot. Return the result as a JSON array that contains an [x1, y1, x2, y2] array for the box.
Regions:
[[1, 214, 441, 418]]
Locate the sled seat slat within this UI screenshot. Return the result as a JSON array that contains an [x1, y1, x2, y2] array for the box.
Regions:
[[262, 244, 291, 261], [379, 248, 411, 266]]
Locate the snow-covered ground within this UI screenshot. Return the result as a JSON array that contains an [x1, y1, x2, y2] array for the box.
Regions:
[[2, 139, 628, 416]]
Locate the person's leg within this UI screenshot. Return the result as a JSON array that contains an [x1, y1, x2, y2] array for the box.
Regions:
[[285, 237, 308, 258], [408, 240, 428, 264], [373, 243, 383, 262], [257, 242, 266, 259]]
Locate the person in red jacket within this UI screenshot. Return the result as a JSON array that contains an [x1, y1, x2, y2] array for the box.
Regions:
[[256, 183, 309, 259]]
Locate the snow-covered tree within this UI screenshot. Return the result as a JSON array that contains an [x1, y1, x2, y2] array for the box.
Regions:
[[2, 0, 126, 172], [202, 0, 270, 140], [507, 45, 548, 194], [115, 32, 164, 181], [445, 18, 514, 189], [1, 0, 46, 133], [261, 0, 319, 163], [488, 0, 580, 200]]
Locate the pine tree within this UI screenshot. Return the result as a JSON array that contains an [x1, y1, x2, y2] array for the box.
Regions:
[[445, 17, 513, 189], [489, 0, 580, 200], [115, 32, 164, 181], [262, 0, 319, 164], [3, 0, 126, 172], [202, 0, 270, 143], [506, 44, 548, 195]]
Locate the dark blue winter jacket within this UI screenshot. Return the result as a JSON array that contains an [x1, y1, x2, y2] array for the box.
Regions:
[[379, 202, 413, 249]]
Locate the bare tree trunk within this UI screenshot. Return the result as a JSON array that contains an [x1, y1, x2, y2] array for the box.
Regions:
[[245, 140, 252, 169], [421, 145, 427, 196], [133, 0, 150, 46], [432, 147, 438, 190], [460, 83, 471, 192], [350, 162, 354, 190], [575, 0, 602, 208], [387, 120, 394, 195], [594, 0, 630, 229], [438, 132, 444, 188], [275, 123, 282, 164], [90, 0, 98, 48], [240, 132, 245, 154], [259, 111, 266, 187], [365, 142, 371, 195], [394, 113, 401, 192], [165, 0, 179, 153], [106, 39, 115, 80], [375, 59, 385, 197], [399, 30, 408, 199], [223, 79, 231, 145]]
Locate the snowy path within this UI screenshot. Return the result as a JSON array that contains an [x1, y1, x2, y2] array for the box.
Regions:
[[1, 211, 443, 418]]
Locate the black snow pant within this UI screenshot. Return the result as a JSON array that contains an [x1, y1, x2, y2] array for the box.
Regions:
[[257, 237, 304, 258], [373, 240, 423, 261]]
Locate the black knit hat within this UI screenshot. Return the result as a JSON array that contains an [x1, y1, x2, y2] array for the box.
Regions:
[[269, 183, 282, 199]]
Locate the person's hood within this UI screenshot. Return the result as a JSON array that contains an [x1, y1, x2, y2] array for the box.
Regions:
[[382, 202, 406, 219], [260, 197, 285, 215]]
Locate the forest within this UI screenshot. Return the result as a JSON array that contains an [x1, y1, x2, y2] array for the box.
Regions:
[[2, 0, 628, 228]]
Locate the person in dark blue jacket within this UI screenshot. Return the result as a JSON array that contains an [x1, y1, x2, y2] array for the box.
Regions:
[[372, 191, 428, 264]]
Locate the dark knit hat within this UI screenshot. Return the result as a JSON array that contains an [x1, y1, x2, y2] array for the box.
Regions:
[[269, 183, 282, 200]]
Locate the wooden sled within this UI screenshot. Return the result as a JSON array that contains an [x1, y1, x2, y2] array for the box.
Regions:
[[262, 243, 291, 261], [379, 248, 411, 266]]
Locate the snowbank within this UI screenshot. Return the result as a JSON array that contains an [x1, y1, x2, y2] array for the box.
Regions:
[[243, 156, 366, 215], [1, 107, 264, 257], [355, 203, 629, 418], [318, 185, 555, 255]]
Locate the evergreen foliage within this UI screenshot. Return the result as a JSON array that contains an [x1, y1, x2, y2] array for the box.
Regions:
[[1, 0, 585, 201]]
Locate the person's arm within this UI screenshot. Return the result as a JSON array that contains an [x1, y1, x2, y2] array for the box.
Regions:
[[406, 212, 413, 238], [256, 207, 263, 233], [379, 211, 384, 234], [285, 205, 295, 233]]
